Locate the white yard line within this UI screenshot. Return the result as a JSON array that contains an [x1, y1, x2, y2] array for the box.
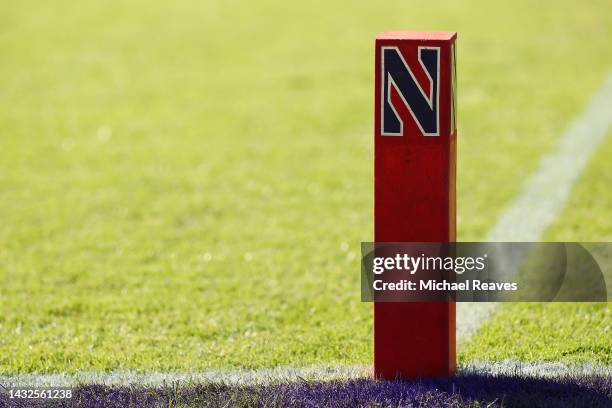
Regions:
[[457, 71, 612, 340], [461, 360, 612, 379], [1, 362, 610, 387], [2, 73, 611, 388], [485, 73, 612, 242], [0, 365, 370, 387], [456, 302, 498, 341]]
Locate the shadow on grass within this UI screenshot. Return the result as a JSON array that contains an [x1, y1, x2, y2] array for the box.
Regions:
[[2, 373, 611, 407]]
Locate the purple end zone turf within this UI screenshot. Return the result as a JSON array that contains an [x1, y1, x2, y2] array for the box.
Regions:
[[3, 372, 610, 408]]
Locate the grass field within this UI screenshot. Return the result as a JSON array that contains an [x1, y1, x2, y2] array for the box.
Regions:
[[462, 134, 612, 366], [1, 0, 611, 381]]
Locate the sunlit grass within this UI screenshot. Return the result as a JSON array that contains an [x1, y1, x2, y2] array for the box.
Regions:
[[0, 0, 611, 372]]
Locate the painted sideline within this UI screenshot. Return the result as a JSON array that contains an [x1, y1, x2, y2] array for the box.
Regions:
[[485, 72, 612, 242], [1, 362, 610, 387], [457, 71, 612, 340]]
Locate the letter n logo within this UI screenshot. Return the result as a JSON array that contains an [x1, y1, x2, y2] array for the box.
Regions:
[[380, 46, 440, 136]]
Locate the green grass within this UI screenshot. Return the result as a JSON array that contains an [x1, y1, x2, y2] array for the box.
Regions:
[[545, 134, 612, 243], [461, 302, 611, 365], [1, 0, 611, 373], [461, 134, 612, 365]]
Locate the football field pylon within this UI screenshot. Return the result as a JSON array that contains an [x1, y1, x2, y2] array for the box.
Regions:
[[374, 32, 457, 379]]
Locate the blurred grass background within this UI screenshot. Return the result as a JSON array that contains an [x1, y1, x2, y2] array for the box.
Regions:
[[0, 0, 611, 372]]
